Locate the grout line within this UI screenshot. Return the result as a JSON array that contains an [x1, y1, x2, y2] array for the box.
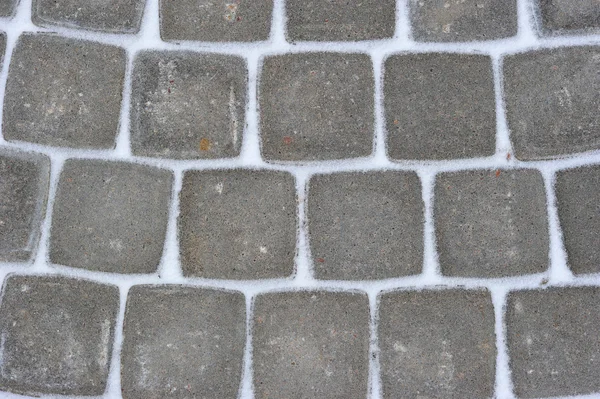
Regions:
[[370, 51, 388, 164], [293, 170, 313, 283], [113, 51, 133, 158], [157, 168, 184, 282], [394, 0, 412, 42], [270, 0, 287, 46], [492, 54, 514, 161], [105, 282, 132, 399], [367, 291, 382, 399], [239, 53, 263, 166], [492, 286, 515, 399], [419, 169, 441, 282], [238, 294, 255, 399], [517, 0, 539, 40]]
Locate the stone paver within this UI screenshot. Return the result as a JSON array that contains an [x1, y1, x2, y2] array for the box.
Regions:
[[259, 53, 374, 161], [507, 287, 600, 398], [435, 169, 549, 277], [3, 34, 126, 149], [179, 169, 296, 279], [384, 53, 496, 160], [308, 171, 423, 280], [160, 0, 272, 42], [0, 148, 50, 262], [32, 0, 145, 33], [410, 0, 518, 42], [286, 0, 395, 42], [253, 291, 370, 399], [130, 51, 247, 159], [504, 46, 600, 160], [0, 275, 119, 396], [555, 165, 600, 275], [536, 0, 600, 35], [379, 289, 496, 398], [0, 31, 5, 58], [50, 160, 173, 274], [121, 285, 246, 399], [0, 0, 16, 17]]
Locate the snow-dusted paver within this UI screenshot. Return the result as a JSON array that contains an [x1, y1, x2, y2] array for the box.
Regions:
[[536, 0, 600, 35], [0, 0, 15, 18]]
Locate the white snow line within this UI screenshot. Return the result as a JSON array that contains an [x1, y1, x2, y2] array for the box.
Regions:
[[394, 0, 412, 42], [239, 53, 263, 167], [293, 169, 313, 284], [370, 50, 388, 165], [492, 55, 514, 162], [517, 0, 539, 41], [113, 51, 133, 158], [270, 0, 287, 46], [419, 169, 441, 282], [492, 286, 515, 399], [157, 168, 184, 282], [367, 291, 382, 399], [238, 293, 255, 399], [105, 282, 132, 399]]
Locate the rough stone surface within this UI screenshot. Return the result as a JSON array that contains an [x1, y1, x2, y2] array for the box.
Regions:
[[0, 148, 50, 262], [286, 0, 395, 41], [160, 0, 272, 42], [0, 32, 5, 59], [385, 53, 496, 160], [536, 0, 600, 35], [32, 0, 145, 33], [379, 289, 496, 398], [0, 275, 119, 396], [121, 285, 246, 399], [259, 53, 374, 161], [253, 291, 370, 399], [308, 171, 424, 280], [179, 169, 296, 279], [50, 159, 173, 274], [410, 0, 518, 42], [555, 165, 600, 275], [435, 169, 549, 277], [507, 287, 600, 398], [3, 34, 126, 149], [0, 0, 16, 17], [504, 46, 600, 160], [130, 51, 247, 159]]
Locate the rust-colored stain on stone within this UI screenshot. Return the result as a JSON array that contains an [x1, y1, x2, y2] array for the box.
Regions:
[[199, 138, 211, 151]]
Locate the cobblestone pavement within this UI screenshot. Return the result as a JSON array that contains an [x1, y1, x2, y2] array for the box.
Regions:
[[0, 0, 598, 398]]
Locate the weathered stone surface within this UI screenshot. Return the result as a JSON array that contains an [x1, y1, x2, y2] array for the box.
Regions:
[[253, 291, 370, 399], [0, 275, 119, 396], [379, 289, 496, 398], [160, 0, 272, 42], [385, 53, 496, 160], [32, 0, 145, 33], [435, 169, 549, 277], [536, 0, 600, 35], [130, 51, 247, 159], [3, 34, 126, 149], [0, 32, 5, 59], [179, 169, 296, 279], [260, 53, 374, 161], [507, 287, 600, 398], [50, 159, 173, 274], [308, 171, 423, 280], [121, 285, 246, 399], [0, 148, 50, 262], [0, 0, 16, 17], [286, 0, 395, 41], [504, 46, 600, 160], [410, 0, 518, 42]]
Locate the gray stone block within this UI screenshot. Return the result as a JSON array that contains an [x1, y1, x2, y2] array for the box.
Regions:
[[253, 291, 370, 399], [260, 53, 374, 161], [50, 159, 173, 274], [308, 171, 424, 280], [0, 0, 16, 17], [435, 169, 549, 277], [379, 289, 496, 398], [0, 32, 5, 59], [160, 0, 272, 42], [507, 287, 600, 398], [384, 53, 496, 160], [179, 169, 296, 279], [0, 275, 119, 396], [536, 0, 600, 35], [32, 0, 145, 33], [130, 51, 247, 159], [0, 148, 50, 262], [504, 46, 600, 160], [555, 165, 600, 275], [121, 285, 246, 399], [286, 0, 395, 41], [410, 0, 518, 42], [3, 34, 126, 149]]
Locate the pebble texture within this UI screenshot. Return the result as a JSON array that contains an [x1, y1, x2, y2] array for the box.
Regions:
[[536, 0, 600, 35], [0, 0, 16, 17]]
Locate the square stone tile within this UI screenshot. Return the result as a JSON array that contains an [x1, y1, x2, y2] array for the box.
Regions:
[[536, 0, 600, 35], [0, 0, 16, 17], [160, 0, 272, 42], [32, 0, 145, 33], [286, 0, 395, 41], [308, 171, 423, 280], [378, 289, 496, 398], [507, 287, 600, 398], [50, 160, 173, 274], [179, 169, 296, 279], [130, 51, 247, 159], [384, 53, 496, 160], [410, 0, 518, 42], [555, 165, 600, 275], [0, 275, 119, 396], [259, 53, 374, 161], [435, 169, 549, 277], [3, 34, 126, 149], [504, 46, 600, 160], [253, 291, 370, 399], [121, 285, 246, 399], [0, 148, 50, 262]]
